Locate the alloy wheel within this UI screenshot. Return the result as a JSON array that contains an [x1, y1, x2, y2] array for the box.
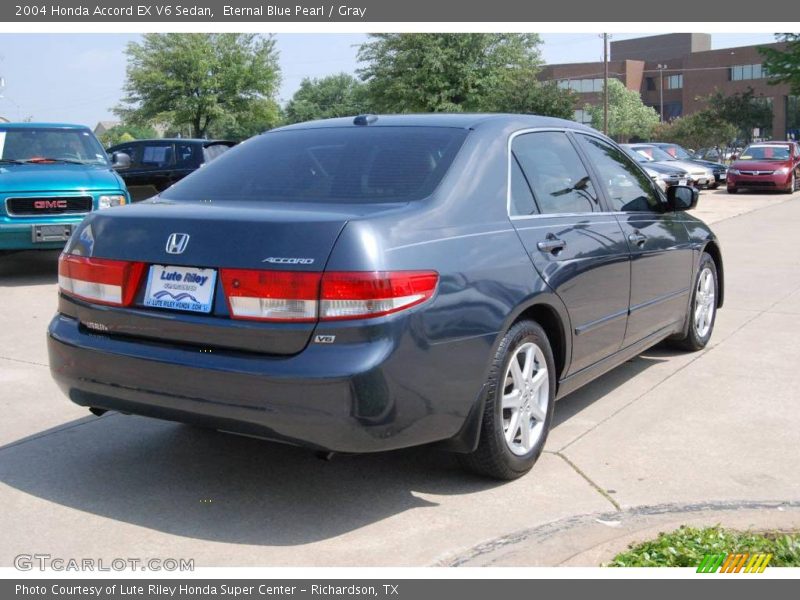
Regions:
[[694, 267, 716, 338], [501, 342, 549, 456]]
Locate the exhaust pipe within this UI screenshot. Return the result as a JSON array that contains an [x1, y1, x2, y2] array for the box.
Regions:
[[88, 407, 107, 417]]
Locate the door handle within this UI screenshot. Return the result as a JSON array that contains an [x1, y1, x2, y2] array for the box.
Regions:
[[537, 238, 566, 253], [628, 232, 647, 247]]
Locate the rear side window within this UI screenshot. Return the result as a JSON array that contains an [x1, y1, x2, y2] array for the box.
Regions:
[[509, 157, 537, 216], [162, 127, 468, 204], [512, 131, 599, 214], [175, 142, 200, 168], [140, 143, 175, 168]]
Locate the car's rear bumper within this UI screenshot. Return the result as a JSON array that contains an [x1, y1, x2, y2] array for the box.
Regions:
[[48, 313, 487, 453]]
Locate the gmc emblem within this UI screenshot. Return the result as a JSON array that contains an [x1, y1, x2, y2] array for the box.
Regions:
[[34, 200, 68, 209]]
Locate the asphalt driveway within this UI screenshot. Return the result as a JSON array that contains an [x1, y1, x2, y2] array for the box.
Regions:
[[1, 190, 799, 567]]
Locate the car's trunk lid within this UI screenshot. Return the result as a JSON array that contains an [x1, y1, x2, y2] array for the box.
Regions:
[[62, 198, 402, 355]]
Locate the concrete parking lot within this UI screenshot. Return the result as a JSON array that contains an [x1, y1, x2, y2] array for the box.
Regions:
[[1, 189, 799, 567]]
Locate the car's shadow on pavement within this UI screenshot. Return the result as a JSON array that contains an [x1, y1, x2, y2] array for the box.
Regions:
[[0, 250, 60, 287], [0, 342, 682, 547], [552, 345, 679, 428], [0, 414, 501, 546]]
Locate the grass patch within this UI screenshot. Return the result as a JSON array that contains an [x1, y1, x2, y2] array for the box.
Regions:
[[606, 525, 800, 567]]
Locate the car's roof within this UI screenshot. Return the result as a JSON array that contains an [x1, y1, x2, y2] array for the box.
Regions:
[[270, 113, 597, 133], [0, 122, 91, 130]]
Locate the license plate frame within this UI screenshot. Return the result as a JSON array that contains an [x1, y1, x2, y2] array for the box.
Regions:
[[31, 224, 73, 243], [143, 264, 217, 314]]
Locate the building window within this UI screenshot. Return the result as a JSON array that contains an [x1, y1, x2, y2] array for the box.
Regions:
[[665, 74, 683, 89], [662, 101, 683, 120], [645, 77, 656, 91], [786, 96, 800, 141], [730, 63, 765, 81], [573, 109, 593, 125], [556, 78, 606, 93]]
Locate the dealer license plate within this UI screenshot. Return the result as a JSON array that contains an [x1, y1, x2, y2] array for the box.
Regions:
[[144, 265, 216, 313], [32, 224, 73, 243]]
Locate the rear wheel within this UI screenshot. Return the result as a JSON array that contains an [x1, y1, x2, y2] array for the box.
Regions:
[[459, 320, 556, 480], [670, 252, 718, 351]]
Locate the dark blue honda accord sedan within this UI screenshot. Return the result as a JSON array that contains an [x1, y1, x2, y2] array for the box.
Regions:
[[48, 114, 723, 479]]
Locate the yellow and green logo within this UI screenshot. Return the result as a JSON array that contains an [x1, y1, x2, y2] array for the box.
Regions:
[[697, 553, 772, 573]]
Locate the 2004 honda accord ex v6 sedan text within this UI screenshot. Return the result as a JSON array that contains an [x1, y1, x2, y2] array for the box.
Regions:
[[48, 114, 723, 479]]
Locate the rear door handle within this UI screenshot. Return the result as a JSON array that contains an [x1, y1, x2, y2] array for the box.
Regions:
[[628, 232, 647, 247], [537, 238, 566, 253]]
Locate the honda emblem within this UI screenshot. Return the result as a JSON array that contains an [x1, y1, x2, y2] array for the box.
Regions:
[[165, 233, 190, 254]]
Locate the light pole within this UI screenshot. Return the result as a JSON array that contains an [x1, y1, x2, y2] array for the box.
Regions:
[[657, 64, 667, 122], [603, 33, 609, 135]]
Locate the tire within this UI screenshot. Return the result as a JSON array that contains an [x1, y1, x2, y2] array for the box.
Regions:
[[726, 186, 737, 194], [709, 182, 719, 190], [670, 252, 718, 351], [785, 173, 796, 194], [459, 320, 556, 480]]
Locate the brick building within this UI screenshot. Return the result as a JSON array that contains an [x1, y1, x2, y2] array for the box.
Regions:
[[539, 33, 799, 141]]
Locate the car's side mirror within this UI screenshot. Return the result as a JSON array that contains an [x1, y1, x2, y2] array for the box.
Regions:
[[666, 185, 698, 211], [111, 151, 131, 170], [730, 153, 738, 161]]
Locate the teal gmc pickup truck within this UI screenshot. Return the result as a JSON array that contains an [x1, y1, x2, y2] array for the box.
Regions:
[[0, 123, 129, 253]]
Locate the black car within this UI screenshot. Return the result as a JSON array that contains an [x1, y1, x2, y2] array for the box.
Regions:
[[107, 138, 236, 201], [50, 114, 723, 480], [651, 142, 728, 189]]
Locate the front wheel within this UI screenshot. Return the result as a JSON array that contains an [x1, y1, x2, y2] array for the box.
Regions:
[[670, 252, 718, 351], [785, 173, 797, 194], [726, 186, 737, 194], [459, 320, 556, 480]]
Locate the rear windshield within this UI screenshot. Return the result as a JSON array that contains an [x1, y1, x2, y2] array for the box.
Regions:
[[161, 126, 468, 204]]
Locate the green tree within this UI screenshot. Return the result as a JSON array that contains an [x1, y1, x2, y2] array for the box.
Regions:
[[704, 87, 773, 143], [116, 33, 280, 138], [586, 78, 660, 142], [284, 73, 369, 124], [759, 34, 800, 95], [357, 33, 543, 113], [650, 111, 738, 151], [494, 80, 577, 119], [97, 123, 158, 147], [213, 98, 282, 139]]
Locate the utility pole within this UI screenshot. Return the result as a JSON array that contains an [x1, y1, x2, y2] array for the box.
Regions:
[[657, 64, 667, 122], [603, 33, 609, 136]]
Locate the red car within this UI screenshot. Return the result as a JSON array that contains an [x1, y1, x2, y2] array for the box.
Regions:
[[727, 142, 800, 194]]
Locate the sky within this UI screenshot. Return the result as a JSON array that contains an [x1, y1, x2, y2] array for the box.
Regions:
[[0, 33, 779, 126]]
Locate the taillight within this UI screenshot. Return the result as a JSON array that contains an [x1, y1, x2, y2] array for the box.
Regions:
[[220, 269, 322, 322], [320, 271, 439, 320], [58, 254, 145, 306], [219, 269, 438, 322]]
